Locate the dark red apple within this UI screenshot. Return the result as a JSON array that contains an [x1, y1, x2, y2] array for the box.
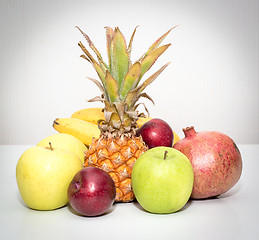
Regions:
[[67, 167, 116, 216], [137, 118, 174, 149]]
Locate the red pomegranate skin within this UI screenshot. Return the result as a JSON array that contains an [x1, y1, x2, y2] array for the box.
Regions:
[[173, 126, 242, 199]]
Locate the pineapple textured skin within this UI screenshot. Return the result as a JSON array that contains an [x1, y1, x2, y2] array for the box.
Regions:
[[85, 135, 148, 202]]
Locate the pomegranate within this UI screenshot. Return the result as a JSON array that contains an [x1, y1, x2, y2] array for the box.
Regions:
[[173, 126, 242, 199]]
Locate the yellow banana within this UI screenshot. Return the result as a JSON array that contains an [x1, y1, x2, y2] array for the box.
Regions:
[[136, 116, 153, 128], [71, 108, 104, 125], [70, 107, 180, 145], [172, 132, 180, 145], [71, 107, 152, 128], [53, 118, 100, 146]]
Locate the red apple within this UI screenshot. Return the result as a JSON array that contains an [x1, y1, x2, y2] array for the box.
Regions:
[[137, 118, 174, 149], [67, 167, 116, 216]]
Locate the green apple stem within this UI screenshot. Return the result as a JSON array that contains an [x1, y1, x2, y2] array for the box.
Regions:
[[49, 142, 53, 151], [164, 151, 168, 160]]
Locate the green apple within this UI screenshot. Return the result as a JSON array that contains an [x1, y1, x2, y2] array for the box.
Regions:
[[16, 144, 83, 210], [132, 147, 194, 214], [37, 133, 87, 163]]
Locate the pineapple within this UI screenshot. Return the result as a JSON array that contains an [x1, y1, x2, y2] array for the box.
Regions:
[[77, 26, 173, 202]]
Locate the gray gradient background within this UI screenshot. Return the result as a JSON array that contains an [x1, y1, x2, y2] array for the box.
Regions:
[[0, 0, 258, 144]]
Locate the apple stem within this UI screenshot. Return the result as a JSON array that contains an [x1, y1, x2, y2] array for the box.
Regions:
[[49, 142, 53, 151], [164, 151, 168, 160]]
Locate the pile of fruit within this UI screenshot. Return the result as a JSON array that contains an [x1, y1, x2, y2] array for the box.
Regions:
[[16, 26, 242, 216]]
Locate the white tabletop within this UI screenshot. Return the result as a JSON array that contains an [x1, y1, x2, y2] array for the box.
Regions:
[[1, 144, 258, 240]]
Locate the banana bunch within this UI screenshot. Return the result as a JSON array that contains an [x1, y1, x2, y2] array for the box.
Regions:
[[53, 118, 100, 146], [71, 108, 105, 125], [53, 108, 152, 146]]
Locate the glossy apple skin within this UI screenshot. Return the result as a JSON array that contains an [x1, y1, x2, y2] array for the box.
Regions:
[[132, 147, 194, 214], [68, 167, 116, 216], [137, 118, 174, 149], [16, 146, 83, 210]]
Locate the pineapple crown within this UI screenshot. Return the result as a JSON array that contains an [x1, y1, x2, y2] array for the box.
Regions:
[[77, 26, 174, 134]]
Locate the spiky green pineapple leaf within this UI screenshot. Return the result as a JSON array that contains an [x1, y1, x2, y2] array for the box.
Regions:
[[127, 26, 139, 67], [144, 26, 177, 57], [137, 92, 155, 106], [120, 62, 141, 101], [87, 96, 105, 103], [111, 27, 129, 90], [80, 54, 91, 62], [87, 77, 106, 94], [114, 102, 126, 124], [105, 70, 120, 102], [76, 26, 109, 72], [105, 27, 114, 71], [125, 62, 170, 108], [139, 44, 171, 81], [134, 102, 150, 116], [78, 42, 106, 88], [138, 62, 170, 93], [132, 93, 155, 116]]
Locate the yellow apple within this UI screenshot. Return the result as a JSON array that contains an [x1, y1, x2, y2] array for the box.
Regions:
[[16, 145, 83, 210], [37, 133, 87, 163]]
